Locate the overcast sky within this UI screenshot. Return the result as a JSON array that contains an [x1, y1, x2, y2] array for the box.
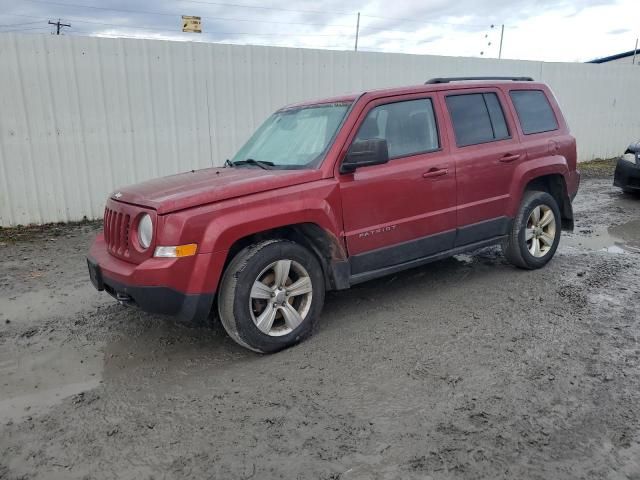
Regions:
[[0, 0, 638, 62]]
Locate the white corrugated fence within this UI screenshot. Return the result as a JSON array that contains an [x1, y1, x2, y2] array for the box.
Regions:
[[1, 33, 639, 226]]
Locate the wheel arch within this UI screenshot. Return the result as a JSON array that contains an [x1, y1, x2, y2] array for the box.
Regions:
[[523, 174, 574, 231], [511, 157, 574, 231], [222, 223, 350, 292]]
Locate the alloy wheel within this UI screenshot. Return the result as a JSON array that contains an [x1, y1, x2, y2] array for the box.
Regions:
[[525, 204, 556, 257], [249, 259, 313, 336]]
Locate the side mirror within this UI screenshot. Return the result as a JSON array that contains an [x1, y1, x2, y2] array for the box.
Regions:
[[340, 138, 389, 174]]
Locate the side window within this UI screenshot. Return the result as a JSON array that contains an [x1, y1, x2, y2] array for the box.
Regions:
[[445, 93, 510, 147], [353, 99, 439, 159], [510, 90, 559, 135], [484, 93, 510, 139]]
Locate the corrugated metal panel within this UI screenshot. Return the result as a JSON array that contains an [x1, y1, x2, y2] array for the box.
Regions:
[[1, 33, 639, 226]]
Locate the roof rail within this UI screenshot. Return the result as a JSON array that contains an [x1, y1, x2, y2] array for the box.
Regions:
[[425, 76, 534, 84]]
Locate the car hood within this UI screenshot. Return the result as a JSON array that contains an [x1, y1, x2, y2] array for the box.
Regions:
[[111, 167, 323, 214]]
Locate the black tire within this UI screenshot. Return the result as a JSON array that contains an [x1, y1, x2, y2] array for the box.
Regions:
[[502, 190, 562, 270], [217, 239, 325, 353]]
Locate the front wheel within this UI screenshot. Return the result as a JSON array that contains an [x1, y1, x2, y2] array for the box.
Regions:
[[502, 191, 561, 269], [217, 239, 325, 353]]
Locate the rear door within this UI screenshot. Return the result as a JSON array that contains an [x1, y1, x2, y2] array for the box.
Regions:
[[440, 88, 525, 246], [338, 94, 456, 275]]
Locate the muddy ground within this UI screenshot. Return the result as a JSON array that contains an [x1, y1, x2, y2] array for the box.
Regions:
[[1, 172, 640, 480]]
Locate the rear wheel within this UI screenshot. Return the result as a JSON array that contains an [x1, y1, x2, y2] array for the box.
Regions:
[[217, 239, 325, 353], [502, 191, 561, 269]]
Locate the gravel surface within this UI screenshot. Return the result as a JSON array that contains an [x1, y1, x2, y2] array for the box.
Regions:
[[1, 176, 639, 480]]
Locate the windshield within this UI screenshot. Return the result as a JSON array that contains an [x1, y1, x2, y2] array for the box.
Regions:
[[230, 102, 351, 169]]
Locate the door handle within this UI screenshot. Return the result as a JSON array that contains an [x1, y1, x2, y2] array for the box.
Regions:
[[499, 153, 521, 163], [422, 168, 448, 178]]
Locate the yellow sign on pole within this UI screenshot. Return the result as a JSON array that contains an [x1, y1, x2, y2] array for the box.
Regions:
[[182, 16, 202, 33]]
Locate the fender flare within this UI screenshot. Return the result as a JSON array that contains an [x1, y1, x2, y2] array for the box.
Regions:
[[195, 196, 349, 293], [508, 155, 570, 218]]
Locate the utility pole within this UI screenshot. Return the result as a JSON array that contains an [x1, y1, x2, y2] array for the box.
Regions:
[[354, 12, 360, 51], [48, 19, 70, 35], [633, 38, 638, 65], [498, 24, 504, 59]]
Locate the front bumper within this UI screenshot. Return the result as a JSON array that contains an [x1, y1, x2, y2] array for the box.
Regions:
[[87, 234, 225, 324], [614, 158, 640, 191], [88, 257, 214, 323]]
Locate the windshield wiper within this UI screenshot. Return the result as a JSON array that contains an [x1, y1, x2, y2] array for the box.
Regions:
[[230, 158, 275, 170]]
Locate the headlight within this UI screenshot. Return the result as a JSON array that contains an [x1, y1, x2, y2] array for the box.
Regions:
[[621, 152, 637, 164], [138, 214, 153, 249]]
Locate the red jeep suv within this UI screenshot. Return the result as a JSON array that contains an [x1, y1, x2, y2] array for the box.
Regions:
[[88, 76, 580, 353]]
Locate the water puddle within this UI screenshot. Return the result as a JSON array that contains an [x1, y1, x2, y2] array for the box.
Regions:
[[0, 284, 109, 422], [453, 253, 475, 264], [1, 285, 109, 325], [563, 219, 640, 254], [0, 340, 103, 423]]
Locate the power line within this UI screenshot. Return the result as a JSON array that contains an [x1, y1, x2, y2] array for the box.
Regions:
[[25, 0, 485, 29], [182, 0, 494, 28], [5, 13, 355, 36], [5, 11, 481, 39], [180, 0, 495, 28], [17, 0, 352, 26], [0, 20, 45, 28], [0, 12, 387, 37], [0, 26, 51, 33], [18, 0, 494, 30]]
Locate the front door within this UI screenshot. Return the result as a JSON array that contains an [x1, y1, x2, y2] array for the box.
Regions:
[[338, 95, 457, 275]]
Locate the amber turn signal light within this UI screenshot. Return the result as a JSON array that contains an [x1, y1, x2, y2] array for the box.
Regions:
[[153, 244, 197, 258]]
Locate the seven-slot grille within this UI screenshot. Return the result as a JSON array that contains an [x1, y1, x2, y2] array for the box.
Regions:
[[103, 207, 131, 257]]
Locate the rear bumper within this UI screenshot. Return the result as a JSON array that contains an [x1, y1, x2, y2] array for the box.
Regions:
[[614, 159, 640, 191], [88, 234, 224, 323]]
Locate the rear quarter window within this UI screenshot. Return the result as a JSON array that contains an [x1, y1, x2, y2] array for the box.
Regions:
[[509, 90, 559, 135]]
